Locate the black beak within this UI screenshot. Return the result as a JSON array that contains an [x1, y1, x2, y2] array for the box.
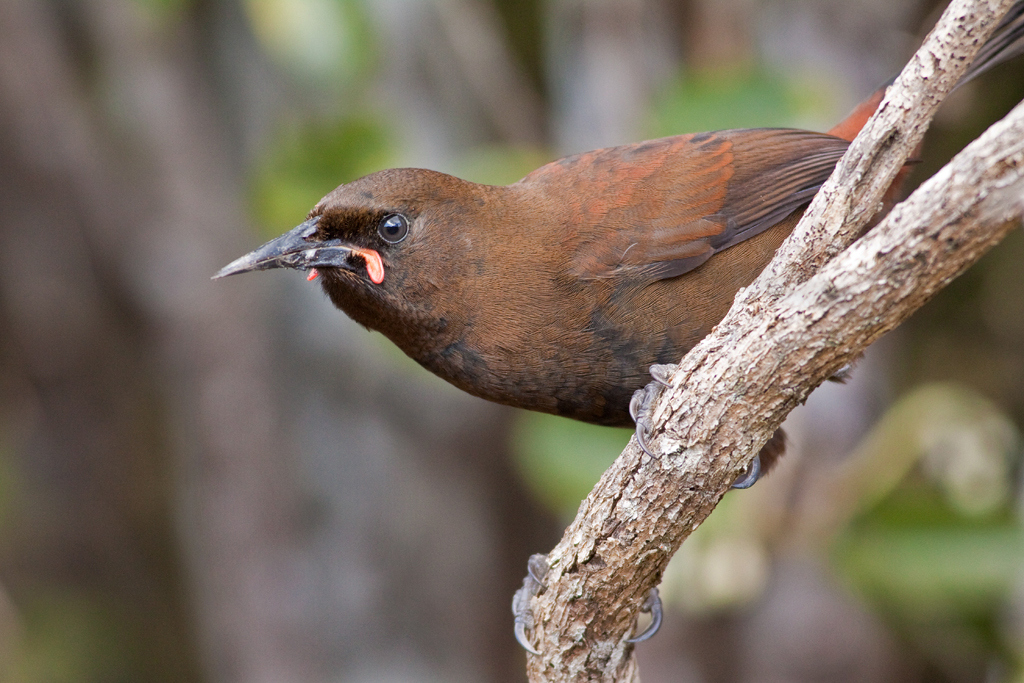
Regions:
[[213, 217, 357, 279]]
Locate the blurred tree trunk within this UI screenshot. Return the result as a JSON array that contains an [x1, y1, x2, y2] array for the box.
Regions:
[[544, 0, 675, 154], [0, 0, 307, 680]]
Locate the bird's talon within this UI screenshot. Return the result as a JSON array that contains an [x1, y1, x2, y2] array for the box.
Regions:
[[731, 454, 761, 489], [514, 618, 541, 655], [526, 553, 549, 585], [630, 385, 660, 457], [648, 364, 676, 387], [635, 422, 655, 457], [513, 554, 549, 654], [628, 388, 645, 422], [626, 587, 663, 644]]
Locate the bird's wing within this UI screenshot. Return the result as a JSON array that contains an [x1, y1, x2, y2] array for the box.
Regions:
[[522, 129, 849, 281]]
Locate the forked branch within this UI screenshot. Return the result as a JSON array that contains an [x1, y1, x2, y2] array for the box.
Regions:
[[523, 0, 1024, 681]]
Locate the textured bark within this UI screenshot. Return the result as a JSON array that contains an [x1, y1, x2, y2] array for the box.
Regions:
[[523, 0, 1024, 680]]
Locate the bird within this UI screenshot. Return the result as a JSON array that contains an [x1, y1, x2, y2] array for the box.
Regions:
[[219, 126, 841, 476], [216, 4, 1024, 648], [216, 5, 1023, 491]]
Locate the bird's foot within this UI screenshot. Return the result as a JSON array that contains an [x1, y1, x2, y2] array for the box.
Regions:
[[630, 365, 677, 457], [648, 363, 676, 387], [730, 455, 762, 489], [633, 362, 780, 488], [629, 386, 657, 457], [627, 587, 663, 643], [731, 428, 786, 489], [513, 553, 550, 654], [513, 557, 663, 651]]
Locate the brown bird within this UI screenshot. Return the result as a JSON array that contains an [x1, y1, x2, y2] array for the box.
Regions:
[[216, 8, 1023, 489], [216, 6, 1024, 650]]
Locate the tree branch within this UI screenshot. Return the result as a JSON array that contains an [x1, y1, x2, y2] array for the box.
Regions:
[[523, 0, 1024, 681]]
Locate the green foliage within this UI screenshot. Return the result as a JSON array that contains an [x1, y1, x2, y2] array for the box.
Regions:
[[826, 385, 1024, 667], [837, 522, 1024, 619], [510, 413, 630, 519], [650, 68, 835, 137], [833, 489, 1024, 667], [243, 0, 374, 88]]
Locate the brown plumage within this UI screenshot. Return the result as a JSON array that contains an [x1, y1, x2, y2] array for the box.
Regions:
[[301, 129, 846, 429], [216, 5, 1024, 482]]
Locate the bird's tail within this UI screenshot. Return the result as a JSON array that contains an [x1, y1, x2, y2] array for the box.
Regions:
[[958, 2, 1024, 86], [828, 1, 1024, 142]]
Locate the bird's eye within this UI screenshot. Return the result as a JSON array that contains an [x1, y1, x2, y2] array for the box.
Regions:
[[378, 214, 409, 244]]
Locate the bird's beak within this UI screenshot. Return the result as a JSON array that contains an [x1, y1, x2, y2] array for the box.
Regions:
[[213, 217, 357, 279]]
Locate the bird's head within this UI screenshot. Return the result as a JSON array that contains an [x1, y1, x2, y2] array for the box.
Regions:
[[215, 168, 493, 340]]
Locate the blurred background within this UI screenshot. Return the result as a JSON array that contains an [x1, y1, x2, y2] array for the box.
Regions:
[[1, 0, 1023, 682]]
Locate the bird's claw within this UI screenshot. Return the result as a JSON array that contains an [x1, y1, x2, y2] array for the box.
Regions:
[[526, 552, 548, 585], [731, 454, 761, 489], [634, 421, 655, 457], [513, 554, 550, 654], [629, 365, 678, 456], [648, 363, 676, 387], [514, 616, 540, 655], [637, 363, 767, 485], [628, 385, 646, 423], [630, 384, 660, 457], [514, 556, 663, 650], [626, 587, 663, 644]]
